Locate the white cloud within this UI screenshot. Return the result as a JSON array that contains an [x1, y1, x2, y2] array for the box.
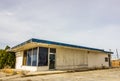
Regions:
[[0, 0, 120, 58]]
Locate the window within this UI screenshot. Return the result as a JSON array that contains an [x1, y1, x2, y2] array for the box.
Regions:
[[32, 48, 37, 66], [38, 47, 48, 66], [23, 51, 27, 65], [23, 47, 49, 66], [27, 49, 32, 66], [105, 57, 108, 62], [23, 48, 38, 66], [50, 48, 56, 53]]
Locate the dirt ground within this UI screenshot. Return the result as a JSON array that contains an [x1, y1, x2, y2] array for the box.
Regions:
[[1, 68, 120, 81]]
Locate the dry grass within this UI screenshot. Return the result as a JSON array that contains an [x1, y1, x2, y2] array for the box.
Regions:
[[1, 68, 120, 81], [26, 79, 32, 81]]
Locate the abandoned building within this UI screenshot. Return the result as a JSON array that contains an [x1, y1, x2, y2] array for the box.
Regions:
[[11, 38, 112, 71]]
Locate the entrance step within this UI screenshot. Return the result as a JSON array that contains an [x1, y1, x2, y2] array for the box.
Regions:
[[24, 70, 67, 77]]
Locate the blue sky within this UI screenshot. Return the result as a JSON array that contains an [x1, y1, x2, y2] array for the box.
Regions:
[[0, 0, 120, 58]]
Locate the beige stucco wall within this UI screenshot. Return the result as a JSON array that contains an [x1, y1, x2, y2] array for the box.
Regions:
[[16, 51, 23, 69], [37, 66, 49, 71], [88, 52, 109, 68], [22, 66, 37, 71], [55, 47, 109, 70], [55, 47, 88, 70]]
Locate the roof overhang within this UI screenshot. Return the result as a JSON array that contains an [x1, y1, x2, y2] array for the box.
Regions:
[[10, 38, 113, 54]]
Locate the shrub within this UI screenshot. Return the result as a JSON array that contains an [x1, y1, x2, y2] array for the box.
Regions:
[[0, 46, 15, 69]]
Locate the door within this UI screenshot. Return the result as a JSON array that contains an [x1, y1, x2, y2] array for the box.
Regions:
[[49, 54, 55, 69]]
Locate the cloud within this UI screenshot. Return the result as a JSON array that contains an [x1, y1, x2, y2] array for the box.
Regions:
[[0, 0, 120, 56]]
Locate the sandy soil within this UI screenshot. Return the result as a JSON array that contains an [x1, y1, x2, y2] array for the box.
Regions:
[[1, 68, 120, 81], [0, 72, 6, 78]]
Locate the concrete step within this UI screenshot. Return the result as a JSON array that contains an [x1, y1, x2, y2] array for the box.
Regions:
[[24, 70, 67, 77]]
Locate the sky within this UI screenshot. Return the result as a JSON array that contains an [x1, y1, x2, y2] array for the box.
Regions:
[[0, 0, 120, 58]]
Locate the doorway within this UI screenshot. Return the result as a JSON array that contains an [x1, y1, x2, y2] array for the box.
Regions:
[[49, 48, 56, 69], [49, 54, 55, 69]]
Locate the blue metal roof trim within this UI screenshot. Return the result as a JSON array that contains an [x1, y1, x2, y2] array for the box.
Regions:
[[12, 38, 113, 54], [103, 51, 113, 54], [12, 39, 32, 49], [31, 38, 105, 52]]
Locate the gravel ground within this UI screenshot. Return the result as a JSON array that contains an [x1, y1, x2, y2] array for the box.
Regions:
[[1, 68, 120, 81], [0, 72, 6, 78]]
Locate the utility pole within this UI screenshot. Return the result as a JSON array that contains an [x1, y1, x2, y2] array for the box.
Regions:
[[116, 49, 119, 59], [109, 49, 112, 67]]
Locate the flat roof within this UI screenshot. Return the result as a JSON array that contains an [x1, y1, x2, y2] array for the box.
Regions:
[[12, 38, 113, 54]]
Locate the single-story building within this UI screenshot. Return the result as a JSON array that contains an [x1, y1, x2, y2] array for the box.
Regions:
[[11, 38, 112, 71]]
